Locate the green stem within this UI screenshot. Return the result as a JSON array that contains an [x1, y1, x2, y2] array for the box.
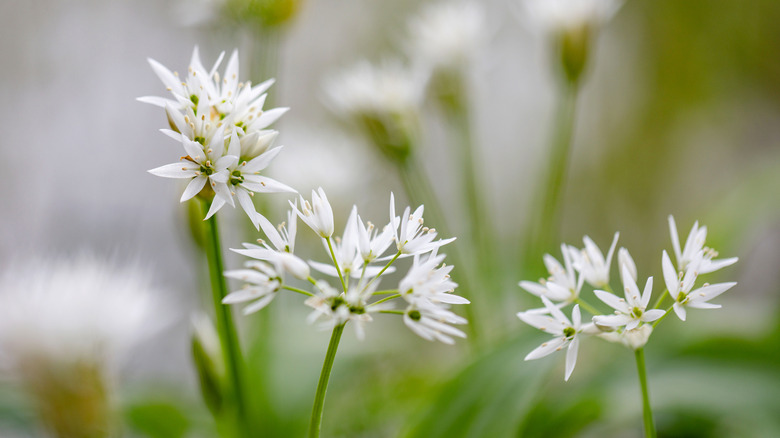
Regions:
[[283, 285, 314, 297], [652, 307, 674, 328], [524, 82, 580, 276], [372, 289, 399, 295], [362, 251, 400, 293], [652, 289, 669, 310], [308, 323, 345, 438], [202, 204, 250, 437], [379, 310, 405, 315], [575, 298, 601, 316], [634, 348, 657, 438], [370, 293, 401, 307], [325, 237, 347, 293]]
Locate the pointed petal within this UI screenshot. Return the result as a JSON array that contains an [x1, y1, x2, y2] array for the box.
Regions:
[[525, 337, 567, 361], [180, 175, 207, 202], [564, 337, 580, 381]]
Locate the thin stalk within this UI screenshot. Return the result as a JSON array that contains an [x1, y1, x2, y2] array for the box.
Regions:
[[524, 83, 580, 276], [370, 293, 401, 307], [325, 237, 347, 293], [362, 251, 400, 293], [397, 159, 480, 344], [652, 307, 673, 328], [202, 204, 250, 437], [308, 323, 345, 438], [379, 310, 405, 315], [652, 289, 669, 310], [372, 289, 399, 295], [283, 285, 315, 297], [574, 298, 601, 316], [634, 348, 656, 438]]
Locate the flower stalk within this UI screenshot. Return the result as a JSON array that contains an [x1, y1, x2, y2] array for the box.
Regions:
[[634, 348, 656, 438], [308, 323, 346, 438], [202, 201, 250, 437]]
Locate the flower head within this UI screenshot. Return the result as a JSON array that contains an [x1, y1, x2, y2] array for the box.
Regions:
[[662, 250, 736, 321], [223, 261, 283, 314], [519, 244, 583, 305], [293, 187, 335, 238], [517, 297, 596, 381], [390, 193, 455, 256], [568, 232, 619, 289], [592, 266, 666, 331], [668, 215, 738, 274], [403, 301, 467, 345]]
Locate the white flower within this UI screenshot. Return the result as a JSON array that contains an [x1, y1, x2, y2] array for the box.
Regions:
[[304, 281, 385, 339], [139, 47, 287, 160], [148, 131, 235, 217], [668, 215, 738, 274], [599, 324, 653, 350], [522, 0, 622, 34], [209, 130, 296, 228], [662, 250, 737, 321], [293, 187, 335, 238], [592, 266, 666, 331], [517, 296, 597, 381], [399, 251, 467, 306], [403, 301, 467, 344], [390, 193, 455, 255], [520, 244, 583, 304], [232, 244, 310, 280], [617, 247, 637, 284], [325, 59, 425, 122], [356, 213, 396, 263], [568, 232, 619, 289], [0, 255, 160, 370], [406, 1, 485, 72], [223, 261, 283, 314]]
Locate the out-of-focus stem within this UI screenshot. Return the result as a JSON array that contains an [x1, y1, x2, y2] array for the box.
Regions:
[[308, 323, 345, 438], [634, 348, 657, 438], [202, 202, 250, 437], [524, 83, 579, 276]]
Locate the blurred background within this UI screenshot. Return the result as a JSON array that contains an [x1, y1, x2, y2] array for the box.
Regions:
[[1, 0, 779, 436]]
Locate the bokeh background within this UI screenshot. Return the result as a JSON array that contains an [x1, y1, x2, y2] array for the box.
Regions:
[[1, 0, 779, 436]]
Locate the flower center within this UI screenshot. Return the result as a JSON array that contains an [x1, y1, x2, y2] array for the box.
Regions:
[[563, 326, 576, 338], [631, 307, 643, 318], [229, 170, 244, 185], [408, 310, 422, 321]]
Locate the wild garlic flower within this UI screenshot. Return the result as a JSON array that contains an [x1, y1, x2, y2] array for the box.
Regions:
[[568, 232, 619, 289], [324, 60, 425, 163], [141, 47, 294, 225], [0, 255, 161, 436], [662, 250, 737, 321], [517, 297, 596, 381], [223, 261, 283, 314], [617, 247, 637, 284], [668, 215, 738, 274], [599, 324, 653, 350], [593, 266, 666, 331], [292, 188, 335, 238], [406, 1, 484, 73], [520, 244, 583, 305], [521, 0, 623, 83], [390, 193, 455, 256], [225, 190, 468, 344]]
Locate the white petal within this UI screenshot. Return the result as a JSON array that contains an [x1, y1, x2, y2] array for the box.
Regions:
[[564, 337, 580, 381], [672, 302, 687, 321], [594, 289, 628, 313], [242, 295, 276, 314], [180, 176, 207, 202], [148, 162, 197, 179], [525, 337, 567, 361]]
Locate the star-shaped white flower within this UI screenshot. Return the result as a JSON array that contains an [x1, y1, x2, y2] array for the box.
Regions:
[[232, 244, 310, 281], [223, 261, 282, 315], [399, 251, 467, 306], [662, 250, 736, 321], [293, 188, 335, 238], [356, 213, 396, 263], [668, 215, 738, 274], [568, 232, 619, 289], [389, 193, 455, 256], [593, 266, 666, 331], [517, 296, 596, 381], [403, 301, 467, 345], [519, 244, 583, 305]]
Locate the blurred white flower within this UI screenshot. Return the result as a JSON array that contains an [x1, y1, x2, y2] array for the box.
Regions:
[[617, 247, 637, 284], [517, 296, 597, 381], [406, 1, 485, 72], [522, 0, 621, 34], [592, 266, 665, 331], [519, 244, 583, 305], [0, 254, 161, 369], [390, 192, 455, 256], [293, 187, 335, 238], [662, 250, 737, 321], [223, 261, 283, 314], [568, 232, 619, 289], [232, 243, 310, 280], [668, 215, 738, 274], [403, 301, 467, 345]]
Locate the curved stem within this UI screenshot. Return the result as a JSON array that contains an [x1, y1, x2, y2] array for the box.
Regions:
[[362, 251, 400, 293], [652, 289, 669, 310], [652, 307, 674, 328], [574, 298, 601, 316], [634, 348, 657, 438], [202, 204, 250, 437], [325, 237, 347, 293], [283, 285, 314, 297], [524, 83, 579, 275], [308, 323, 345, 438], [370, 293, 401, 307]]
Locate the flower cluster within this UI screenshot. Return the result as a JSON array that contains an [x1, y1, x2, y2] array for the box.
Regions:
[[517, 216, 738, 380], [140, 47, 295, 227], [223, 189, 469, 344]]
